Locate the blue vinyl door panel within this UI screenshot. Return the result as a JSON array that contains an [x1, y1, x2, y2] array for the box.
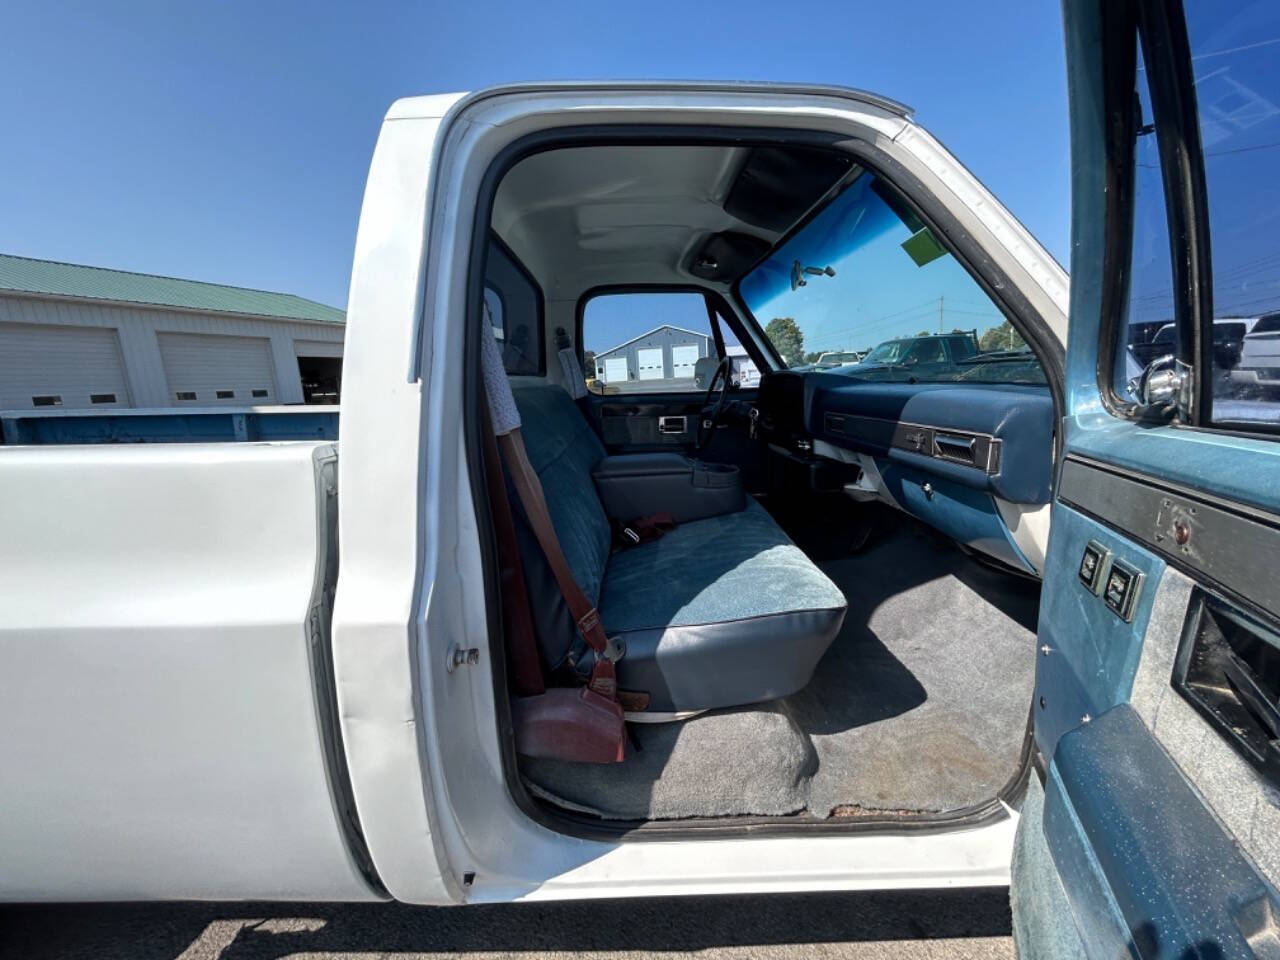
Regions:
[[1020, 2, 1280, 954], [1045, 706, 1279, 960]]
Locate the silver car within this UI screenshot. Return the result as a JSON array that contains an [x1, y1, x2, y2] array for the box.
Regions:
[[1229, 312, 1280, 391]]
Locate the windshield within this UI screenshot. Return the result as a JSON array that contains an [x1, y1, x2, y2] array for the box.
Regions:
[[863, 341, 910, 364], [739, 171, 1046, 386]]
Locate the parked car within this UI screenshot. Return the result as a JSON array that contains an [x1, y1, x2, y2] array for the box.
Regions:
[[1229, 312, 1280, 391], [833, 331, 978, 380], [1210, 317, 1256, 369], [1133, 318, 1256, 372], [948, 348, 1048, 385], [1130, 321, 1177, 369], [813, 349, 866, 368], [2, 3, 1276, 956]]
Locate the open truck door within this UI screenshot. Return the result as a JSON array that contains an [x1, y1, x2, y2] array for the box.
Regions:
[[1013, 1, 1280, 955]]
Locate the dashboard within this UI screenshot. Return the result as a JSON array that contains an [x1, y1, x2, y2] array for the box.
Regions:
[[757, 370, 1055, 572]]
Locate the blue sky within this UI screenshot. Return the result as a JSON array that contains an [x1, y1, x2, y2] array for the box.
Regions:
[[1, 1, 1069, 315]]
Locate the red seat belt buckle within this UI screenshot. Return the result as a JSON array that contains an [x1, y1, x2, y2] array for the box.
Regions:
[[588, 657, 618, 699]]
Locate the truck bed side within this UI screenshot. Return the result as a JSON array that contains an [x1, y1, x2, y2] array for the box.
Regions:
[[0, 440, 379, 901]]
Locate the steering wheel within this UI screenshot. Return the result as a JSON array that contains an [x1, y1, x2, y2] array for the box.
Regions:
[[696, 356, 734, 452]]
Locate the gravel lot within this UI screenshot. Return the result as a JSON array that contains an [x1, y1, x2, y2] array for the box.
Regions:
[[0, 888, 1013, 960]]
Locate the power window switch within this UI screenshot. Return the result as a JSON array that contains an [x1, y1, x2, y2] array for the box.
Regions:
[[1103, 559, 1143, 622], [1079, 540, 1110, 595]]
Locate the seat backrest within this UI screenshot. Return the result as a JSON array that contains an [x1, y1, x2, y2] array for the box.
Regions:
[[510, 384, 611, 671]]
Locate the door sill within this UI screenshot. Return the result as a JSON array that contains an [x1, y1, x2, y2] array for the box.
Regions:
[[468, 805, 1019, 903]]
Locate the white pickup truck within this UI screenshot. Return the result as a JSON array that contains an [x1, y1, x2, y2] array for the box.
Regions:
[[6, 4, 1280, 954]]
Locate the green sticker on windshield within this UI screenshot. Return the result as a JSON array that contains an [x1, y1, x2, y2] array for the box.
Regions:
[[901, 227, 947, 267]]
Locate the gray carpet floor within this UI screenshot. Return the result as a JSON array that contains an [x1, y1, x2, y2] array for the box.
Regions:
[[522, 523, 1040, 820]]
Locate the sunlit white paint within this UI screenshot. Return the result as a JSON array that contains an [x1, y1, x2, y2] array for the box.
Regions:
[[0, 82, 1062, 905], [0, 441, 373, 901]]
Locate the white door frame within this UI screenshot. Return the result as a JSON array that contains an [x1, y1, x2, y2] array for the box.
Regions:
[[339, 84, 1068, 905]]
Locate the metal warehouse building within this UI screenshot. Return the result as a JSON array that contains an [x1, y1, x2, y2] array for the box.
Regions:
[[0, 254, 344, 411], [593, 324, 713, 387]]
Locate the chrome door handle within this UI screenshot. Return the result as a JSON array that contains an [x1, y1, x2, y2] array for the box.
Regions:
[[658, 416, 686, 434]]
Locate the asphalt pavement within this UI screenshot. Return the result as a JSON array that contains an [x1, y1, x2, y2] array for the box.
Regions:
[[0, 888, 1014, 960]]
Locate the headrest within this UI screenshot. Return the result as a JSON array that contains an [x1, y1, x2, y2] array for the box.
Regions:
[[558, 348, 588, 400], [481, 316, 521, 436]]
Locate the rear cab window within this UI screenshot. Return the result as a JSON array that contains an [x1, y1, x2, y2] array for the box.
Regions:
[[484, 237, 544, 377], [738, 170, 1047, 386], [581, 291, 753, 394]]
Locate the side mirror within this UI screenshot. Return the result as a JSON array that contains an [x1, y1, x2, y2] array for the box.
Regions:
[[693, 356, 720, 389], [1127, 353, 1190, 416], [1127, 353, 1176, 404]]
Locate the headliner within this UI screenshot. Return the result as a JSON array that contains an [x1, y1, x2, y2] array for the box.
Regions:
[[492, 145, 828, 301]]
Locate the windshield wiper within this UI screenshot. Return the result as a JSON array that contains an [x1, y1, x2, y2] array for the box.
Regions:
[[958, 352, 1033, 365]]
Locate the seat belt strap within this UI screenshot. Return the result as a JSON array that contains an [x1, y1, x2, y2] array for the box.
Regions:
[[497, 429, 621, 701], [478, 393, 545, 697]]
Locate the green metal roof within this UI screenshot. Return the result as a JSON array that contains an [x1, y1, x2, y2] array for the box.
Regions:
[[0, 253, 344, 325]]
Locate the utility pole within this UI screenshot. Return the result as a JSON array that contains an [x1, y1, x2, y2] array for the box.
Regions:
[[938, 296, 944, 333]]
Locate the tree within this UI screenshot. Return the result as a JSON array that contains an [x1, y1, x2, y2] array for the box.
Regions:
[[582, 350, 597, 377], [978, 321, 1026, 352], [764, 317, 805, 367], [915, 329, 931, 337]]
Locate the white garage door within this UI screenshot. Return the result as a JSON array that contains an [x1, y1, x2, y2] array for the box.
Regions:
[[0, 321, 131, 410], [637, 347, 664, 380], [293, 338, 343, 359], [603, 356, 628, 383], [671, 344, 700, 378], [159, 333, 277, 404]]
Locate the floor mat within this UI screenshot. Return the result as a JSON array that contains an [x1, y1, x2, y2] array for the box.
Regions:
[[521, 523, 1039, 820], [522, 700, 816, 819], [794, 527, 1039, 815]]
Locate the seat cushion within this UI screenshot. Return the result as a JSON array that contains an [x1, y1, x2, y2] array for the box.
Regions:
[[600, 499, 848, 712]]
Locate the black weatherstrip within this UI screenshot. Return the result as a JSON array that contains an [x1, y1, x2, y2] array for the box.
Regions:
[[308, 455, 388, 896], [1136, 0, 1214, 424]]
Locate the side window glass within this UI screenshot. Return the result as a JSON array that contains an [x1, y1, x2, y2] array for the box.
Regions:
[[1184, 0, 1280, 425], [484, 238, 543, 376], [1115, 37, 1176, 398], [582, 292, 751, 395]]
